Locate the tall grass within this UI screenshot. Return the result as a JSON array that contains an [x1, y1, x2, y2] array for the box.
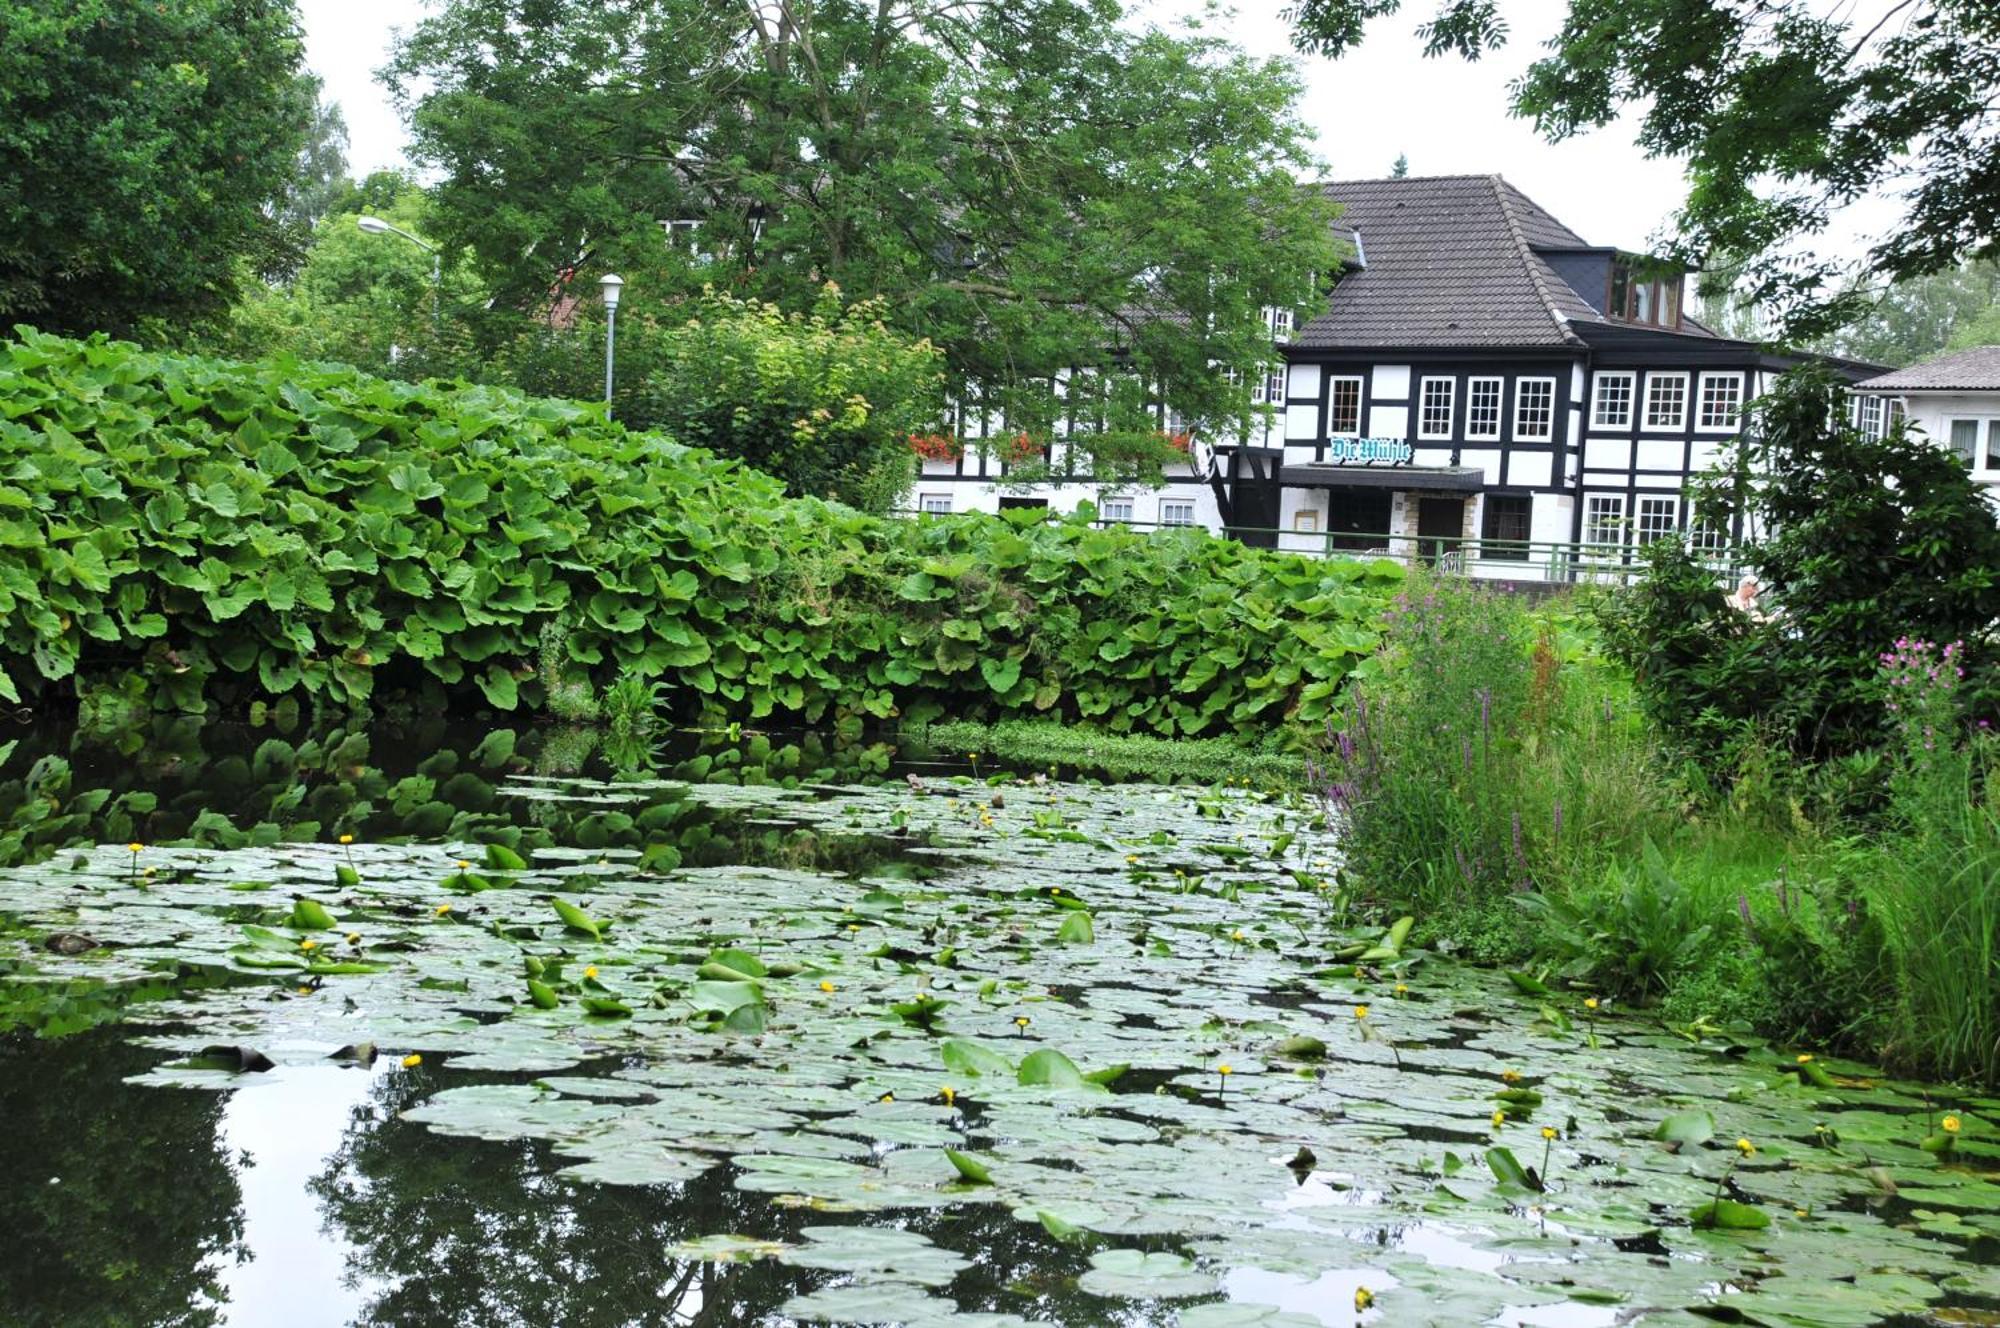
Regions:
[[1850, 640, 2000, 1083], [1322, 575, 1674, 918]]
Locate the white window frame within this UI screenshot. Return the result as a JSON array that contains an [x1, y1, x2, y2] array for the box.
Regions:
[[1635, 495, 1680, 546], [1326, 376, 1363, 436], [1696, 372, 1744, 433], [1945, 416, 2000, 478], [1857, 394, 1884, 439], [918, 492, 952, 515], [1159, 500, 1196, 527], [1591, 371, 1635, 429], [1584, 494, 1627, 547], [1101, 497, 1134, 524], [1465, 376, 1503, 441], [1513, 376, 1557, 442], [1644, 372, 1689, 432], [1689, 504, 1729, 555], [1418, 376, 1456, 441]]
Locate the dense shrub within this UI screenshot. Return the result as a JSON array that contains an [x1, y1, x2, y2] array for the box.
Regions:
[[1600, 366, 2000, 767], [0, 331, 1397, 732]]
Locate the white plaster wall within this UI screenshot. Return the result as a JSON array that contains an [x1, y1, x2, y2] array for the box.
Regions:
[[1370, 404, 1410, 438], [1507, 452, 1553, 487], [1584, 438, 1631, 470], [1460, 449, 1502, 483], [1288, 363, 1322, 399], [1373, 365, 1411, 400], [1634, 439, 1683, 471], [1285, 404, 1320, 439]]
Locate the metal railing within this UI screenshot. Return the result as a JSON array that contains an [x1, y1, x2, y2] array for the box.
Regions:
[[894, 509, 1739, 584]]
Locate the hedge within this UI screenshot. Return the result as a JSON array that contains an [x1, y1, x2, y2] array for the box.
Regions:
[[0, 330, 1399, 735]]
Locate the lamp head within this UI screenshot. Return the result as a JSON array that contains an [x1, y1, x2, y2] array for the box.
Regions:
[[599, 273, 625, 311], [356, 215, 393, 235]]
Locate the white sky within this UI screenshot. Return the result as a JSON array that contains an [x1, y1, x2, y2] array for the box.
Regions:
[[298, 0, 1885, 261]]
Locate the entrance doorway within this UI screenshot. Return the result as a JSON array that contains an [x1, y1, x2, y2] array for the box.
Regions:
[[1326, 488, 1392, 551], [1416, 497, 1464, 565]]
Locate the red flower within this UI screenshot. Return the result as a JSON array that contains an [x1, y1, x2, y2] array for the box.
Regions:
[[908, 432, 964, 462]]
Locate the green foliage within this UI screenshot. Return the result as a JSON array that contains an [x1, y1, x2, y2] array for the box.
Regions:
[[1323, 575, 1673, 915], [1601, 367, 2000, 765], [1285, 0, 2000, 342], [626, 287, 942, 512], [0, 0, 313, 336], [1520, 842, 1715, 1004], [385, 0, 1338, 443], [0, 332, 1399, 734], [1820, 261, 2000, 368], [913, 720, 1304, 787]]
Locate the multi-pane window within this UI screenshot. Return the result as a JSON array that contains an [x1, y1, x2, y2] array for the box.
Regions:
[[1857, 395, 1884, 438], [1887, 398, 1907, 431], [1102, 498, 1134, 523], [1636, 496, 1680, 545], [1514, 377, 1556, 441], [1644, 373, 1689, 430], [1689, 505, 1730, 554], [1159, 501, 1196, 526], [1327, 377, 1363, 435], [1265, 306, 1294, 340], [1698, 373, 1744, 431], [919, 493, 952, 515], [1418, 377, 1455, 439], [1466, 377, 1503, 440], [1480, 494, 1533, 561], [1592, 372, 1635, 428], [1585, 495, 1626, 546], [1266, 367, 1287, 405]]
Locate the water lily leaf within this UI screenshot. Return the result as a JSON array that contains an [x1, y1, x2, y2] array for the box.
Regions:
[[944, 1148, 993, 1184], [1018, 1048, 1100, 1091], [484, 842, 528, 872], [1654, 1109, 1716, 1149], [1689, 1198, 1770, 1230], [1273, 1035, 1328, 1061], [940, 1039, 1015, 1078], [527, 978, 560, 1009], [580, 996, 632, 1018], [551, 897, 605, 940], [1176, 1305, 1325, 1327], [289, 897, 336, 930], [1078, 1249, 1215, 1299], [1056, 911, 1095, 944], [1485, 1146, 1543, 1192], [1504, 971, 1551, 995]]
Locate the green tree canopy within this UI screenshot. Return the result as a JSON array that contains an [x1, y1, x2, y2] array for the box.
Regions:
[[1284, 0, 2000, 343], [1819, 261, 2000, 367], [385, 0, 1337, 446], [0, 0, 313, 336]]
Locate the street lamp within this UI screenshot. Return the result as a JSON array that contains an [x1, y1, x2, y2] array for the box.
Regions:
[[356, 215, 441, 330], [599, 273, 625, 415]]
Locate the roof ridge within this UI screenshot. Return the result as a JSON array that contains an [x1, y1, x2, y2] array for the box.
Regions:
[[1317, 172, 1501, 187], [1489, 175, 1584, 347]]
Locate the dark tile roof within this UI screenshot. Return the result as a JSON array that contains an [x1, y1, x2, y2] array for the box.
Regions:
[[1293, 174, 1714, 352], [1857, 345, 2000, 391]]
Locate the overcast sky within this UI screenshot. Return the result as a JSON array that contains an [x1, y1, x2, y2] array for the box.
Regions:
[[298, 0, 1881, 260]]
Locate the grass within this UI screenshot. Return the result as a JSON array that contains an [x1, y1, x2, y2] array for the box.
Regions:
[[910, 719, 1305, 787]]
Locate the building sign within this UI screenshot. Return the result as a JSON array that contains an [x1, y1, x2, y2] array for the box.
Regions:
[[1327, 437, 1413, 464]]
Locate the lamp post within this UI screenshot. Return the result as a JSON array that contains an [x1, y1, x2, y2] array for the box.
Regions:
[[599, 273, 624, 416], [356, 215, 441, 330]]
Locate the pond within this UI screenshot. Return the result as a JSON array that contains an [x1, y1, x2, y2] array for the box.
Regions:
[[0, 721, 1996, 1328]]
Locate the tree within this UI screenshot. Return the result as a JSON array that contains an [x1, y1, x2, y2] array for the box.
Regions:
[[0, 0, 313, 337], [1284, 0, 2000, 343], [1390, 153, 1409, 178], [384, 0, 1337, 455], [265, 76, 354, 281], [1818, 261, 2000, 366], [1599, 367, 2000, 764]]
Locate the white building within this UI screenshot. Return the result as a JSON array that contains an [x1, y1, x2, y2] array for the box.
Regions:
[[1853, 345, 2000, 500]]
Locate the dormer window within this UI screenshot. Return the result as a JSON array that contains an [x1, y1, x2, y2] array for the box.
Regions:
[[1609, 258, 1683, 329]]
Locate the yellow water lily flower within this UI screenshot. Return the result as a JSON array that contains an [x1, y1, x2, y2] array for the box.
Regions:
[[127, 842, 143, 854], [1796, 1053, 1814, 1064], [1541, 1126, 1557, 1140], [940, 1086, 956, 1106], [456, 859, 470, 870], [299, 939, 317, 951], [820, 980, 836, 993], [1355, 1287, 1374, 1312], [1354, 1004, 1369, 1019], [1584, 997, 1599, 1011], [1491, 1110, 1506, 1129], [1943, 1115, 1962, 1134], [879, 1091, 895, 1103], [339, 834, 354, 845], [1217, 1064, 1233, 1076], [1501, 1069, 1522, 1085], [401, 1054, 422, 1068], [1736, 1137, 1755, 1156], [346, 933, 361, 945], [1394, 984, 1409, 997], [583, 965, 598, 979], [435, 903, 452, 915]]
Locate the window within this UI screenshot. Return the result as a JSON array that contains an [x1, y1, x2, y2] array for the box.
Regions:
[[1697, 373, 1744, 431], [1585, 494, 1626, 547], [919, 493, 952, 515], [1947, 418, 2000, 474], [1266, 367, 1287, 405], [1160, 501, 1196, 526], [1644, 373, 1688, 431], [1689, 504, 1730, 554], [1591, 372, 1635, 429], [1514, 377, 1556, 441], [1887, 398, 1907, 431], [1265, 306, 1294, 340], [1636, 496, 1679, 545], [1418, 377, 1455, 439], [1860, 395, 1888, 438], [1327, 376, 1362, 435], [1466, 377, 1503, 440], [1102, 498, 1133, 523], [1480, 494, 1532, 561], [1609, 259, 1684, 329]]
